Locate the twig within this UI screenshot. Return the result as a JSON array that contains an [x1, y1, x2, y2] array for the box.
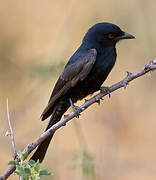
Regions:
[[6, 98, 17, 159], [1, 59, 156, 180]]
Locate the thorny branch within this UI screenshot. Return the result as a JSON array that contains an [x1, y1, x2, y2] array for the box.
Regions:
[[1, 59, 156, 180]]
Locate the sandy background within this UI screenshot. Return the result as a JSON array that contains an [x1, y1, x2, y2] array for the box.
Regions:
[[0, 0, 156, 179]]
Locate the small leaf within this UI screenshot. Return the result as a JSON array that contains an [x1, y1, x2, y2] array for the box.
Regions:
[[8, 161, 20, 166], [24, 168, 31, 176], [17, 151, 23, 159], [28, 160, 36, 167], [16, 166, 25, 176], [21, 152, 28, 161], [39, 170, 52, 177], [14, 170, 20, 175], [34, 162, 40, 173], [25, 163, 31, 169], [31, 174, 40, 180]]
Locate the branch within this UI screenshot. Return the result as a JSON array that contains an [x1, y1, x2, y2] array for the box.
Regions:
[[6, 98, 17, 159], [1, 59, 156, 180]]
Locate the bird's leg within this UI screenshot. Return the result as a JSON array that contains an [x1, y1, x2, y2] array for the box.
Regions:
[[69, 98, 81, 118], [100, 86, 111, 98]]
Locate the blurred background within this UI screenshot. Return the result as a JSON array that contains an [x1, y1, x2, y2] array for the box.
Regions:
[[0, 0, 156, 179]]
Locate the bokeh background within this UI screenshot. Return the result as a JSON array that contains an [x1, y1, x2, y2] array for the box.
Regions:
[[0, 0, 156, 179]]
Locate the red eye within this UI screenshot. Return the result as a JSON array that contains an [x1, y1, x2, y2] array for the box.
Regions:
[[108, 33, 116, 39]]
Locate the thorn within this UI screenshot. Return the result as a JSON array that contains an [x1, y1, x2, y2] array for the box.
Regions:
[[126, 71, 132, 77], [100, 86, 111, 98], [122, 80, 128, 89], [149, 60, 154, 65], [84, 99, 88, 103], [95, 98, 100, 105], [64, 114, 68, 118], [144, 64, 149, 71], [101, 97, 104, 100]]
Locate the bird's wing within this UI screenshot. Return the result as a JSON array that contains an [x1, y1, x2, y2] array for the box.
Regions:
[[41, 48, 97, 120]]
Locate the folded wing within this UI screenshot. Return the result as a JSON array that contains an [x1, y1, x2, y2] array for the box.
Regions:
[[41, 48, 97, 120]]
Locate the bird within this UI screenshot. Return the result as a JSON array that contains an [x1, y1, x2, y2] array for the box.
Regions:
[[31, 22, 135, 163]]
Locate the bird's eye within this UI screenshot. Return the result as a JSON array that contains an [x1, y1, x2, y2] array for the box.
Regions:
[[108, 33, 116, 39]]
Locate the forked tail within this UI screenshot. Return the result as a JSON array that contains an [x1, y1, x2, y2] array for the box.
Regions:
[[30, 100, 70, 163]]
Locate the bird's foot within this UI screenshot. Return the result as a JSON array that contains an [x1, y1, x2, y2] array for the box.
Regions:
[[69, 98, 81, 118], [100, 86, 111, 98]]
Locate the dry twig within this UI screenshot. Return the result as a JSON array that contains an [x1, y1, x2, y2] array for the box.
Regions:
[[6, 98, 17, 159]]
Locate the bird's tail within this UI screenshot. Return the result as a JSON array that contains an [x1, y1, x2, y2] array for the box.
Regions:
[[30, 133, 54, 163], [30, 100, 70, 163]]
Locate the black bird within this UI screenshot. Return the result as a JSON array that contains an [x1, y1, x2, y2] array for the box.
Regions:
[[31, 22, 135, 163]]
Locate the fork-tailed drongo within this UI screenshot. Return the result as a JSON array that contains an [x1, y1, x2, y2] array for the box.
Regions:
[[31, 22, 135, 163]]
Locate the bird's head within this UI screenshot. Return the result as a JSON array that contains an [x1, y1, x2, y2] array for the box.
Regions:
[[83, 22, 135, 47]]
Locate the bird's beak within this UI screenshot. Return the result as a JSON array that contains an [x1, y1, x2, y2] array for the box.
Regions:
[[116, 32, 135, 41]]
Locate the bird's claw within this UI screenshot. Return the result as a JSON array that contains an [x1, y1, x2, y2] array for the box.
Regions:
[[69, 98, 81, 118], [72, 105, 81, 118], [100, 86, 111, 98]]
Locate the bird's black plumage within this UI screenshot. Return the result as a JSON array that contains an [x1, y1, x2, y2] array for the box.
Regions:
[[31, 22, 135, 162]]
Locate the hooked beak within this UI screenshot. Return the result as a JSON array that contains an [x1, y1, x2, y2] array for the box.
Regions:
[[115, 32, 135, 41]]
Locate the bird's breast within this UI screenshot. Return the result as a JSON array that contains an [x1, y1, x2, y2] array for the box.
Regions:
[[91, 46, 116, 78], [75, 47, 116, 98], [66, 46, 117, 102]]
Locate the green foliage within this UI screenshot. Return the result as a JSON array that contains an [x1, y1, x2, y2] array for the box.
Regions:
[[8, 151, 52, 180], [72, 121, 96, 179], [81, 150, 96, 178], [73, 148, 96, 179]]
